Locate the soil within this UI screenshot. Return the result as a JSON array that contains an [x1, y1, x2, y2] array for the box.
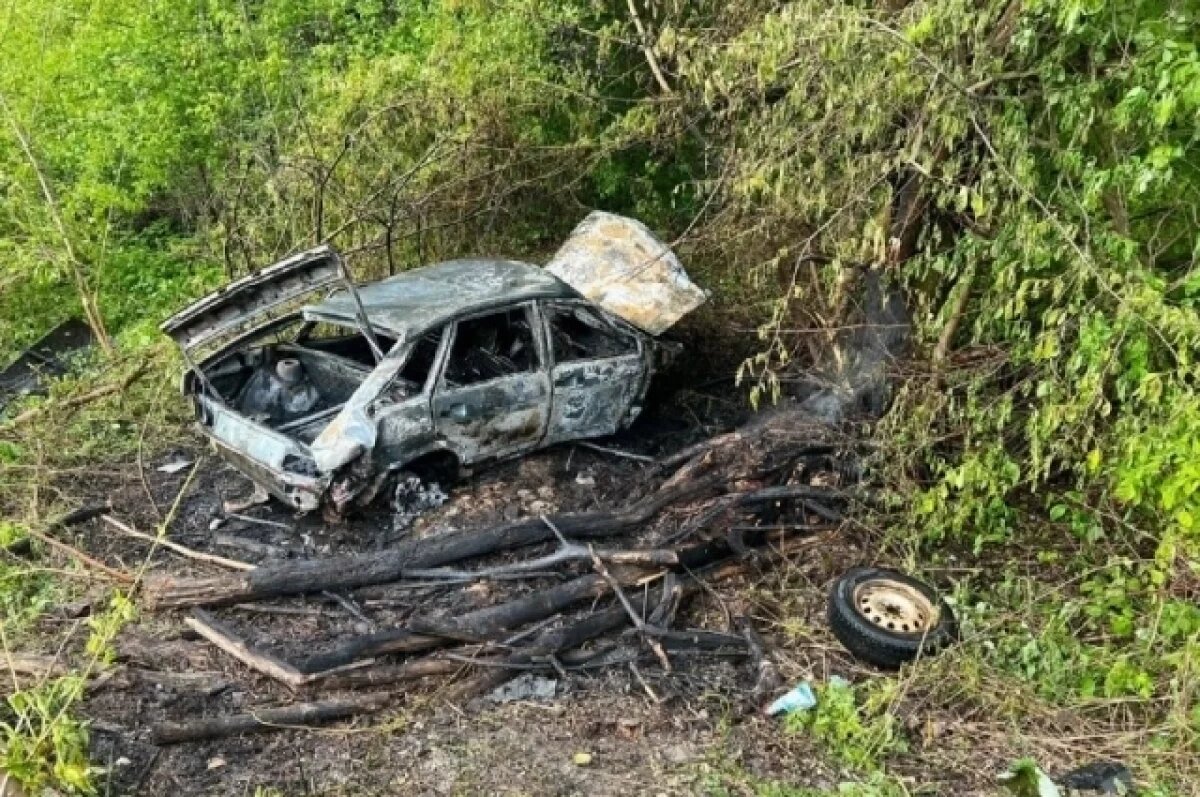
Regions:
[[19, 335, 999, 796]]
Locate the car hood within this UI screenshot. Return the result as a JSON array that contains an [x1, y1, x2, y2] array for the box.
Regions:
[[545, 211, 707, 336]]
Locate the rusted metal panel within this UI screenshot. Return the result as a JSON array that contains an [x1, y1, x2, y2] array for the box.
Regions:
[[545, 212, 708, 336], [309, 359, 402, 474], [197, 395, 327, 511], [374, 397, 438, 467], [546, 355, 644, 443], [431, 371, 551, 464]]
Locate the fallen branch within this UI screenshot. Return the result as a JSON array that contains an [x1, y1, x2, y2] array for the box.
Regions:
[[188, 572, 615, 686], [127, 667, 230, 696], [323, 591, 374, 630], [405, 537, 682, 582], [736, 485, 848, 504], [144, 476, 720, 609], [4, 503, 110, 558], [296, 572, 616, 675], [151, 692, 392, 744], [185, 610, 310, 690], [305, 656, 474, 691], [213, 534, 287, 559], [444, 597, 640, 701], [210, 532, 834, 715], [23, 526, 133, 584], [102, 516, 254, 572], [575, 440, 656, 463], [5, 362, 147, 426], [445, 531, 831, 701], [586, 544, 671, 671], [192, 524, 786, 686], [738, 616, 782, 707], [223, 512, 293, 532]]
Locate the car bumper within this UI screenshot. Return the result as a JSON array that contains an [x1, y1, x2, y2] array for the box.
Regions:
[[201, 426, 328, 513]]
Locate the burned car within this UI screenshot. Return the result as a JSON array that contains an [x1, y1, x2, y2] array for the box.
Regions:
[[162, 212, 706, 513]]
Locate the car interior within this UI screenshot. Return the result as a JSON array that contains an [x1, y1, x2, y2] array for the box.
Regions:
[[199, 318, 397, 441], [442, 308, 538, 388], [545, 303, 637, 363], [196, 302, 640, 446]]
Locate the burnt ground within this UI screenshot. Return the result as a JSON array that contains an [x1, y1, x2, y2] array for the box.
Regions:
[[73, 446, 879, 797], [18, 334, 1006, 797]]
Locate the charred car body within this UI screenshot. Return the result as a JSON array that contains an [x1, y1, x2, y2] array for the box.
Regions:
[[162, 213, 706, 513]]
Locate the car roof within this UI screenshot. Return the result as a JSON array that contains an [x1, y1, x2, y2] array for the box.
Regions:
[[304, 258, 578, 339]]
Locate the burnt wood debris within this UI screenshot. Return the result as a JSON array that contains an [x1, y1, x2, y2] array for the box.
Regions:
[[123, 399, 859, 743], [28, 380, 890, 744]]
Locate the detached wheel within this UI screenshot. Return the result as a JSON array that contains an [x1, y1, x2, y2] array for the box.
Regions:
[[828, 567, 957, 669]]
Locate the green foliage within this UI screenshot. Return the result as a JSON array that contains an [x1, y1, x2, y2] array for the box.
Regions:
[[1, 677, 94, 793], [701, 766, 910, 797], [0, 0, 663, 361], [653, 0, 1200, 766], [785, 681, 905, 771], [0, 520, 64, 636], [0, 369, 172, 794], [0, 592, 137, 794], [998, 759, 1060, 797]]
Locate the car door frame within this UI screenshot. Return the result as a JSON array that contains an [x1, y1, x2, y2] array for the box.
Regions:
[[540, 298, 649, 446], [429, 301, 552, 464], [364, 323, 453, 468]]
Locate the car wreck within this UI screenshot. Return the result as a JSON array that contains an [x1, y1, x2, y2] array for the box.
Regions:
[[162, 212, 707, 513]]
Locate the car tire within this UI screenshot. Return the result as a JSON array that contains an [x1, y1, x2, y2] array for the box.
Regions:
[[827, 566, 957, 669]]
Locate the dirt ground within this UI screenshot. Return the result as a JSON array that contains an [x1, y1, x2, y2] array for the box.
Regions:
[[18, 337, 1006, 797]]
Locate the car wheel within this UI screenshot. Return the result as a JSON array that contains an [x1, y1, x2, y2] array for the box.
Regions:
[[827, 566, 957, 669]]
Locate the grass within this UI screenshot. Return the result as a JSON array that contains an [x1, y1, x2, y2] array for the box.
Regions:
[[0, 345, 190, 793], [723, 525, 1199, 796], [699, 768, 912, 797]]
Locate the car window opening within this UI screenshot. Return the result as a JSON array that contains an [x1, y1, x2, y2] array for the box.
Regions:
[[384, 328, 443, 399], [445, 308, 537, 387], [548, 305, 636, 363], [296, 321, 394, 367]]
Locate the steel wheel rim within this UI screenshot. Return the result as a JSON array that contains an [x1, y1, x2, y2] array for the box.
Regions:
[[853, 578, 938, 634]]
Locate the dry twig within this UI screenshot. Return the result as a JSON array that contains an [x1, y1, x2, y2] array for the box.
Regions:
[[101, 515, 253, 572]]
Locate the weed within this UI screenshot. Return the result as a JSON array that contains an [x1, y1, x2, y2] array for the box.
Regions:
[[1, 677, 93, 792], [0, 371, 190, 792], [785, 680, 905, 771]]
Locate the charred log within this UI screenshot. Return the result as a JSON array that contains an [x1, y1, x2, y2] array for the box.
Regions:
[[151, 692, 392, 744], [143, 476, 720, 609]]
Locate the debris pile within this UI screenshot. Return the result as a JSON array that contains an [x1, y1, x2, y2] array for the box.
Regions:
[[133, 405, 861, 744]]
